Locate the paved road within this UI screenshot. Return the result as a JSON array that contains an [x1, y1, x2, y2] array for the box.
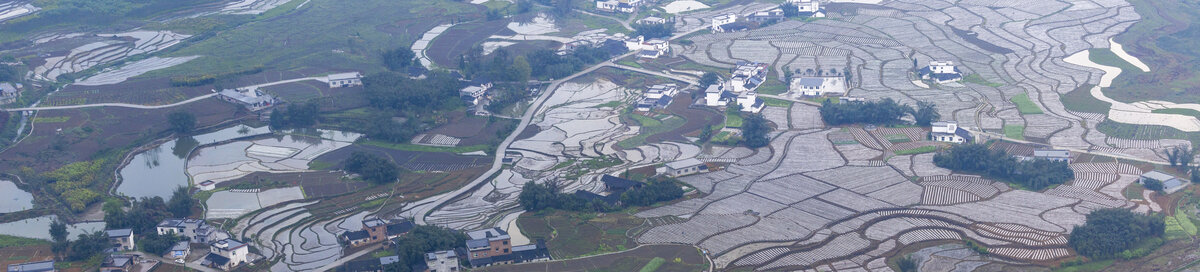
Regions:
[[4, 76, 325, 112], [317, 243, 383, 271]]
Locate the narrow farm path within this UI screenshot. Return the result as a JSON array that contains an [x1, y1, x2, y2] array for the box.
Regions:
[[5, 76, 326, 112]]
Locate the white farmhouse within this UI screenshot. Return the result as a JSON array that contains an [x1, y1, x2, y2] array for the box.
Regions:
[[704, 84, 729, 107], [202, 239, 250, 271], [729, 62, 768, 93], [711, 14, 738, 32], [665, 158, 706, 177], [736, 92, 765, 113], [787, 0, 825, 17], [638, 16, 666, 25], [790, 76, 845, 97], [625, 36, 670, 59], [919, 61, 963, 83], [596, 0, 641, 13], [327, 72, 363, 88], [460, 82, 493, 106], [931, 121, 973, 144]]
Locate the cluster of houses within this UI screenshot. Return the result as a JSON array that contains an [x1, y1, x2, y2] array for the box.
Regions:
[[789, 68, 847, 98], [338, 217, 550, 271], [712, 0, 825, 33], [624, 35, 671, 59], [595, 0, 643, 13], [7, 218, 257, 272], [460, 80, 493, 116], [917, 60, 963, 83], [635, 84, 679, 112], [0, 82, 20, 105], [703, 61, 768, 114]]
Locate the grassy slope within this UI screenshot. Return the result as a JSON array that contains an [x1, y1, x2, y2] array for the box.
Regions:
[[1010, 93, 1044, 114], [1103, 0, 1200, 103], [149, 0, 479, 77]]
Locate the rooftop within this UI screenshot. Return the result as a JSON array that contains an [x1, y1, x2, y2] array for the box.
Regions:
[[466, 227, 509, 240], [102, 255, 135, 268], [1033, 149, 1070, 158], [8, 261, 55, 272], [211, 238, 247, 251], [169, 241, 189, 252], [106, 229, 133, 238], [0, 82, 17, 95], [328, 72, 362, 81], [666, 158, 705, 169], [1142, 170, 1178, 182]]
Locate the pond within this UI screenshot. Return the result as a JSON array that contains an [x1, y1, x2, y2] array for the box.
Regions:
[[0, 179, 34, 213], [0, 215, 104, 241], [116, 124, 270, 200]]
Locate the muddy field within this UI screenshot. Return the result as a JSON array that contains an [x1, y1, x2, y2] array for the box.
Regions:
[[0, 98, 243, 172], [476, 244, 708, 272], [649, 93, 723, 143], [425, 113, 518, 146], [425, 20, 516, 67], [222, 171, 371, 199], [314, 144, 493, 172], [50, 76, 212, 106]]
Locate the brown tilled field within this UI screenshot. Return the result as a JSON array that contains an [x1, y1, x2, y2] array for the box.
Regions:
[[0, 98, 243, 172], [221, 171, 371, 199], [476, 244, 708, 272], [314, 144, 493, 172], [426, 20, 516, 67], [648, 93, 722, 143]]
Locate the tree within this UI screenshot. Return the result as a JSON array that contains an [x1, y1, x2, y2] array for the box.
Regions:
[[69, 231, 110, 261], [345, 152, 400, 184], [896, 255, 918, 272], [167, 186, 194, 218], [50, 220, 68, 259], [633, 22, 675, 39], [933, 143, 1073, 190], [270, 102, 321, 129], [1191, 168, 1200, 184], [511, 55, 532, 83], [620, 178, 684, 206], [167, 111, 196, 134], [552, 0, 574, 18], [780, 3, 799, 17], [699, 72, 719, 89], [819, 98, 913, 126], [1068, 208, 1164, 259], [139, 232, 182, 256], [384, 225, 470, 272], [382, 47, 416, 71], [912, 101, 940, 126], [742, 114, 771, 148], [1142, 178, 1164, 192]]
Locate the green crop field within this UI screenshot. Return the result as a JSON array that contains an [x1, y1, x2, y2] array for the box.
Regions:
[[1004, 125, 1025, 140], [1060, 84, 1110, 114], [1010, 93, 1043, 114]]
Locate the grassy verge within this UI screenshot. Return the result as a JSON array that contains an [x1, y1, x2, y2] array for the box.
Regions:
[[1124, 183, 1145, 200], [894, 146, 936, 155], [1010, 93, 1044, 114], [762, 97, 793, 107], [1060, 84, 1109, 114], [360, 140, 491, 154], [756, 79, 788, 95], [1096, 120, 1200, 147], [725, 112, 744, 128], [1152, 108, 1200, 120], [1003, 125, 1025, 140], [963, 74, 1002, 87], [639, 257, 666, 272], [1053, 260, 1114, 272], [618, 114, 686, 149], [0, 235, 48, 248], [592, 101, 623, 108]]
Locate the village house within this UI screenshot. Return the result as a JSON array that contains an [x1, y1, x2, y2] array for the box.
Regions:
[[217, 88, 276, 111], [0, 82, 19, 104], [595, 0, 641, 13], [340, 255, 401, 272], [164, 241, 191, 260], [635, 84, 678, 111], [729, 62, 768, 93], [736, 92, 765, 113], [624, 36, 670, 59], [790, 69, 847, 97], [747, 8, 785, 22], [201, 239, 251, 271], [327, 72, 363, 88], [1141, 171, 1188, 194], [7, 261, 55, 272], [931, 121, 973, 144], [460, 82, 492, 106], [918, 60, 963, 83], [340, 218, 414, 247], [463, 228, 551, 268], [157, 218, 219, 244], [711, 14, 738, 32], [100, 254, 136, 272], [787, 0, 826, 17], [423, 250, 460, 272], [105, 229, 135, 251], [198, 180, 217, 191], [638, 16, 666, 25], [665, 158, 707, 177], [1033, 149, 1071, 163]]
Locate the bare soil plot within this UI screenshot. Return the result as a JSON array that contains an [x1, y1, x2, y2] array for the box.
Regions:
[[314, 144, 493, 172], [425, 112, 519, 146], [475, 244, 707, 272], [649, 93, 723, 142], [50, 76, 212, 106], [426, 20, 516, 67], [222, 171, 370, 199], [0, 98, 243, 172]]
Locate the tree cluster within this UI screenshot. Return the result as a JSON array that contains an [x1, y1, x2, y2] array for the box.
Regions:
[[345, 152, 400, 184], [620, 178, 685, 206], [913, 101, 940, 126], [741, 114, 771, 148], [819, 98, 912, 126], [105, 196, 174, 235], [1164, 146, 1195, 170], [269, 102, 321, 129], [1142, 178, 1164, 192], [381, 225, 470, 272], [485, 83, 532, 114], [140, 232, 184, 256], [779, 3, 801, 17], [519, 177, 684, 213], [382, 47, 416, 71], [462, 47, 615, 81], [357, 71, 464, 142], [932, 143, 1074, 190], [167, 111, 196, 134], [1068, 208, 1164, 259], [633, 22, 675, 39]]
